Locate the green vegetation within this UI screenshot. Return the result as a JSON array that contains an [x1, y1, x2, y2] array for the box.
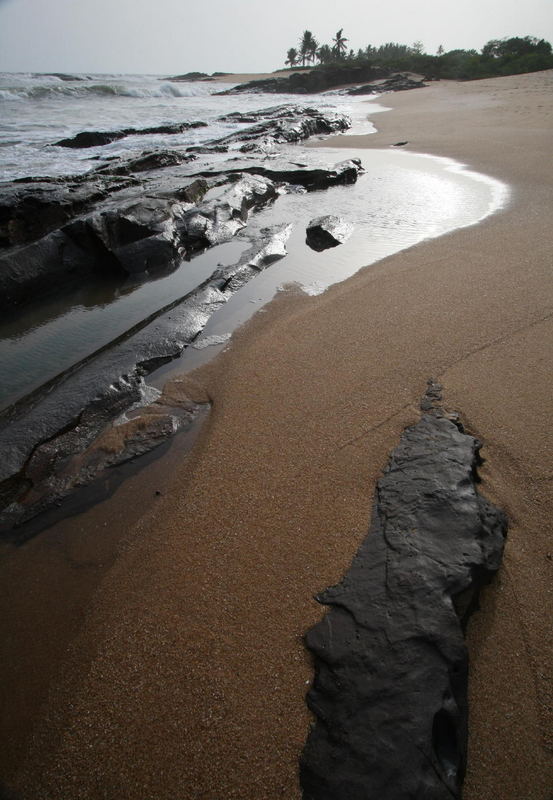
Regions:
[[283, 33, 553, 80]]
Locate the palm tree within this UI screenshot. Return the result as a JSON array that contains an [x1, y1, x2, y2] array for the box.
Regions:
[[332, 29, 348, 60], [317, 44, 333, 65], [285, 47, 298, 67], [299, 30, 317, 66], [308, 35, 319, 64]]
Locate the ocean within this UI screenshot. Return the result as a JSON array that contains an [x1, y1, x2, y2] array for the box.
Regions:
[[0, 71, 371, 181]]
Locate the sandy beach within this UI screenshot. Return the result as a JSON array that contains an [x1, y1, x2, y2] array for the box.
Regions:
[[2, 71, 552, 799]]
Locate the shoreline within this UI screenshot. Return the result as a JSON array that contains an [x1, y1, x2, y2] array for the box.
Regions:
[[2, 72, 552, 798]]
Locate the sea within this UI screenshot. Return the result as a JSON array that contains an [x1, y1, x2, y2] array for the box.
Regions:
[[0, 71, 374, 180], [0, 72, 509, 411]]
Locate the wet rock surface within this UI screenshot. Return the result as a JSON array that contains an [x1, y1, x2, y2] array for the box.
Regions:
[[0, 104, 361, 534], [301, 381, 507, 800], [0, 106, 354, 310], [306, 215, 354, 251], [208, 106, 351, 150], [0, 174, 137, 248], [0, 224, 293, 533], [55, 121, 207, 148], [194, 158, 363, 193]]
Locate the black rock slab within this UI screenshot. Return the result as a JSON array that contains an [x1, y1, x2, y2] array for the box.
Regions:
[[54, 121, 207, 148], [0, 175, 136, 249], [301, 382, 507, 800]]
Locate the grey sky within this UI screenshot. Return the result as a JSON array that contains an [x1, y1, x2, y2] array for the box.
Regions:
[[0, 0, 551, 74]]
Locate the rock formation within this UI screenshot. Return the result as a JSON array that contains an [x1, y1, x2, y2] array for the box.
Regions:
[[301, 381, 507, 800], [306, 215, 354, 251], [55, 121, 207, 148]]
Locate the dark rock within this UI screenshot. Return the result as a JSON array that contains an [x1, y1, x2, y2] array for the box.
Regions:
[[348, 73, 426, 96], [392, 141, 409, 147], [220, 68, 427, 97], [0, 178, 211, 306], [55, 121, 207, 148], [56, 130, 125, 148], [187, 145, 229, 155], [301, 381, 507, 800], [306, 215, 354, 251], [178, 173, 278, 250], [195, 158, 363, 193], [163, 72, 209, 81], [208, 107, 351, 149], [0, 175, 135, 249], [218, 66, 392, 95], [0, 223, 292, 533], [217, 105, 313, 124], [0, 163, 281, 309], [93, 149, 196, 176]]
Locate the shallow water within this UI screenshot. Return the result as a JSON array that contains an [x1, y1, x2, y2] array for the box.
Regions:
[[151, 146, 509, 380], [0, 145, 508, 411], [0, 75, 507, 411]]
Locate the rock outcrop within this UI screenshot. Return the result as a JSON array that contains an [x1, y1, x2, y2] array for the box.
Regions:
[[209, 106, 351, 149], [0, 224, 293, 533], [301, 381, 507, 800], [55, 121, 207, 148], [0, 106, 354, 310], [218, 67, 427, 96], [348, 73, 426, 95], [306, 215, 354, 251], [0, 178, 212, 305]]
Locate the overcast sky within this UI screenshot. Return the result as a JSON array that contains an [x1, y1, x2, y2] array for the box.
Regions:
[[0, 0, 551, 75]]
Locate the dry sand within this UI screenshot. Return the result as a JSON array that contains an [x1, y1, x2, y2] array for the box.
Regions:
[[3, 72, 552, 799]]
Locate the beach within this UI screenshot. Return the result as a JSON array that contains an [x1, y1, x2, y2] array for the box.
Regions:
[[2, 71, 552, 798]]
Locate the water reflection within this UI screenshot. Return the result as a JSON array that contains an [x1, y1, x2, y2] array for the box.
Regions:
[[0, 147, 508, 411]]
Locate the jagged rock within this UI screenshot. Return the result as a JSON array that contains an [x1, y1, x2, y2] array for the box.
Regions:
[[55, 121, 207, 148], [164, 71, 209, 81], [93, 149, 196, 176], [212, 221, 292, 292], [0, 222, 292, 533], [0, 178, 211, 304], [186, 145, 229, 155], [208, 107, 351, 148], [348, 74, 426, 95], [196, 158, 363, 192], [218, 66, 393, 95], [0, 175, 136, 248], [301, 381, 507, 800], [217, 105, 315, 123], [178, 173, 278, 249], [306, 215, 354, 251]]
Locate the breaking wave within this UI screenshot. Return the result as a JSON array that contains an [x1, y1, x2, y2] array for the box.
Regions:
[[0, 77, 214, 102]]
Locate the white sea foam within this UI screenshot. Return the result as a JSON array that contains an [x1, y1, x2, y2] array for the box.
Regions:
[[0, 71, 362, 180]]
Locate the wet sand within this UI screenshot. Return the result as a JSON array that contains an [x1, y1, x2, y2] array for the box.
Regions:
[[3, 72, 553, 798]]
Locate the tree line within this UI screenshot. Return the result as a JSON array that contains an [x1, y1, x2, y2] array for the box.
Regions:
[[285, 31, 553, 79]]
